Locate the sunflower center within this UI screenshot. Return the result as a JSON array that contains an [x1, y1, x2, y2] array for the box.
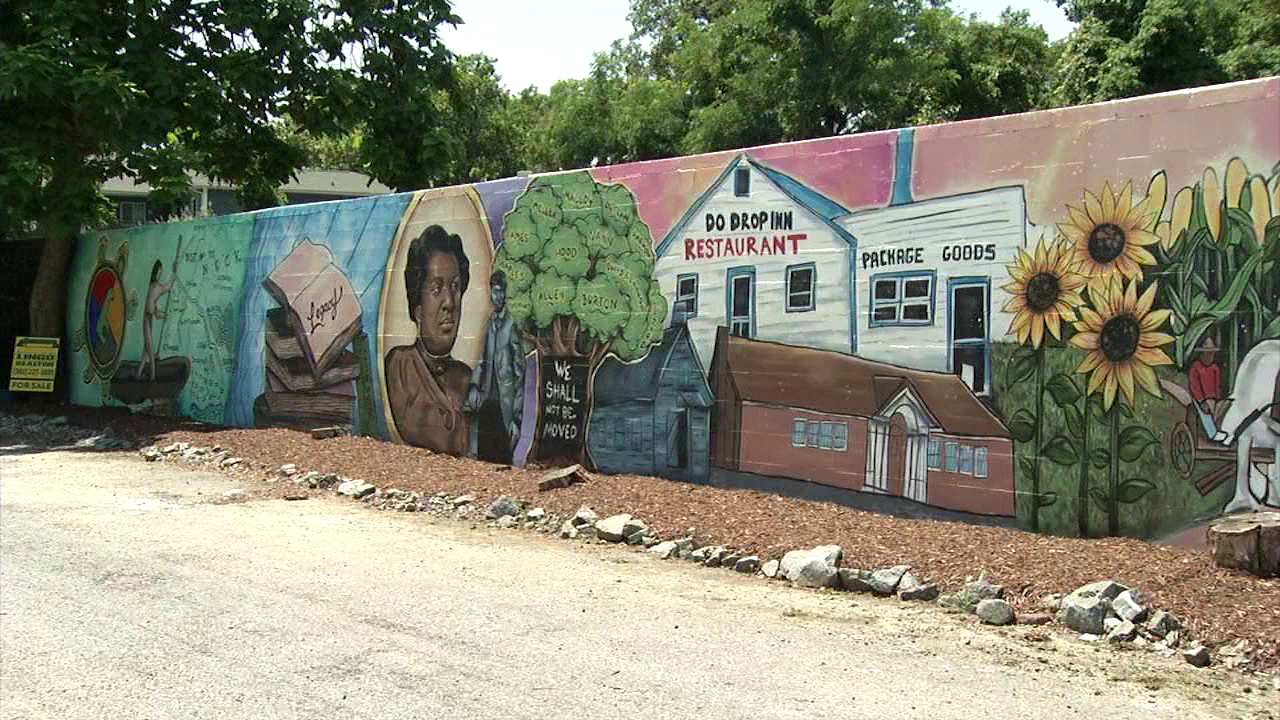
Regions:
[[1100, 313, 1140, 362], [1026, 272, 1060, 312], [1088, 223, 1126, 264]]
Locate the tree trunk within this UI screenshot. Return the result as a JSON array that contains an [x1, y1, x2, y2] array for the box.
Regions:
[[1207, 512, 1280, 577], [29, 230, 75, 338]]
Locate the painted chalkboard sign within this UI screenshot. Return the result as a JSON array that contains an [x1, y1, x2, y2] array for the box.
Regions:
[[536, 357, 589, 460]]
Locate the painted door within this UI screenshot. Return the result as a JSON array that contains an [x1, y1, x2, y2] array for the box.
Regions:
[[887, 414, 907, 496], [727, 267, 755, 338], [949, 280, 989, 394], [667, 408, 689, 469], [904, 434, 927, 503]]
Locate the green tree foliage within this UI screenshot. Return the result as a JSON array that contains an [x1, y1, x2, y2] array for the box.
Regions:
[[493, 171, 666, 365]]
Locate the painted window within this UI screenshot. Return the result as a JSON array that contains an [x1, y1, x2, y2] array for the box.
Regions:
[[734, 167, 750, 197], [117, 200, 147, 226], [927, 438, 941, 470], [806, 421, 820, 448], [785, 263, 816, 312], [949, 278, 990, 395], [818, 421, 834, 449], [676, 273, 698, 317], [831, 422, 848, 451], [974, 447, 988, 478], [959, 445, 973, 474], [944, 442, 959, 473], [726, 267, 755, 338], [792, 419, 806, 447], [870, 272, 935, 326]]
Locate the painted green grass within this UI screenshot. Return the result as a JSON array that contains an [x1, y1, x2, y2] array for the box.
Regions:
[[991, 341, 1230, 538]]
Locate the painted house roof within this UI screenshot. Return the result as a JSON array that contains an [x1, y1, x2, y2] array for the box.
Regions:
[[593, 323, 713, 406], [654, 154, 856, 259], [710, 327, 1009, 438]]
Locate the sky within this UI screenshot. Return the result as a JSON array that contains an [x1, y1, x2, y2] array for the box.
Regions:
[[439, 0, 1077, 93]]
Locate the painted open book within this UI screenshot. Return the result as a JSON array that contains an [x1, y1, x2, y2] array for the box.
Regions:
[[261, 240, 363, 377]]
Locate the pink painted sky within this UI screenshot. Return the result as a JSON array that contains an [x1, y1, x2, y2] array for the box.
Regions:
[[588, 77, 1279, 246]]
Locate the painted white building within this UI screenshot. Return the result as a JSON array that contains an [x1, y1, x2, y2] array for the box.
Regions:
[[652, 154, 856, 370], [653, 149, 1031, 397]]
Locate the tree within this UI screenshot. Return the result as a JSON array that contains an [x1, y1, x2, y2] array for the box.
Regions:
[[493, 170, 667, 460], [0, 0, 458, 341]]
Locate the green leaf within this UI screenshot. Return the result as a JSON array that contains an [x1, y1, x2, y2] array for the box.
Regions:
[[1116, 478, 1156, 504], [1042, 434, 1078, 466], [1090, 447, 1110, 469], [1037, 491, 1058, 508], [1045, 373, 1081, 407], [1063, 405, 1085, 438], [1117, 426, 1159, 463], [1263, 314, 1280, 341], [1118, 401, 1133, 419], [1090, 487, 1110, 513], [1006, 347, 1037, 386], [1225, 207, 1256, 246], [1088, 393, 1108, 421], [1018, 455, 1036, 481], [1007, 408, 1037, 444]]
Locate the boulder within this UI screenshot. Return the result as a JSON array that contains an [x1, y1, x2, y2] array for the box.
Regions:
[[761, 559, 781, 579], [868, 565, 911, 596], [571, 507, 599, 528], [595, 514, 634, 543], [780, 546, 842, 588], [671, 537, 695, 559], [648, 541, 679, 559], [1059, 595, 1109, 634], [1107, 620, 1138, 643], [976, 599, 1015, 626], [838, 568, 874, 593], [1066, 580, 1129, 605], [1145, 610, 1184, 638], [486, 495, 521, 519], [721, 553, 742, 568], [1112, 589, 1150, 623], [702, 547, 729, 567], [734, 556, 760, 574], [451, 494, 475, 506], [1183, 646, 1211, 668], [622, 518, 650, 545], [525, 507, 546, 522], [336, 480, 376, 498], [559, 520, 579, 539], [898, 580, 939, 602], [690, 546, 713, 563]]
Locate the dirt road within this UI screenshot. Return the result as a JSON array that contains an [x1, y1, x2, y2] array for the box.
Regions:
[[1, 449, 1273, 719]]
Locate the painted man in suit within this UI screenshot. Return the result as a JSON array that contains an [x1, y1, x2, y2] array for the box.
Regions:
[[385, 225, 472, 455], [466, 270, 525, 463]]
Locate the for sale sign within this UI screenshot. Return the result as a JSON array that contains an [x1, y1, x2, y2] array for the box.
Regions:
[[9, 336, 59, 392]]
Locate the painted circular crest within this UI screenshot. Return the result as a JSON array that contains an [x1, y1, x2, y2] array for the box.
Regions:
[[85, 264, 127, 369]]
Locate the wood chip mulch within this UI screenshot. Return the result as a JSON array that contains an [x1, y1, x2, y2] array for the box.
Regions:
[[14, 404, 1280, 671]]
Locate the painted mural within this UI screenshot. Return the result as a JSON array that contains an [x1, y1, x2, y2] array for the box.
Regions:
[[64, 77, 1280, 539]]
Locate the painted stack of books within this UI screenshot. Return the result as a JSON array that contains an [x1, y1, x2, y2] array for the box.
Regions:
[[253, 241, 363, 429]]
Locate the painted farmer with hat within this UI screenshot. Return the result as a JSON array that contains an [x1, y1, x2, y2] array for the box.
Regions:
[[1189, 335, 1226, 439]]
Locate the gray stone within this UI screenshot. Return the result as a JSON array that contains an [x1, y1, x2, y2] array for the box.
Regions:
[[703, 547, 729, 567], [976, 598, 1015, 626], [1104, 617, 1123, 633], [219, 456, 242, 468], [336, 480, 376, 498], [838, 568, 874, 593], [623, 522, 651, 545], [1111, 589, 1150, 623], [641, 536, 660, 548], [1146, 610, 1184, 638], [1079, 633, 1102, 642], [559, 520, 579, 539], [487, 495, 521, 519], [311, 473, 341, 489], [278, 463, 298, 476], [780, 546, 842, 588], [143, 449, 162, 462], [721, 553, 742, 568], [1107, 620, 1138, 643], [868, 565, 912, 596], [571, 507, 599, 528], [495, 515, 518, 528], [1038, 593, 1063, 611], [1183, 646, 1211, 668], [690, 546, 713, 563], [648, 541, 679, 559], [595, 514, 634, 543], [451, 494, 475, 506], [671, 537, 695, 559], [762, 560, 781, 578], [899, 582, 940, 602], [222, 489, 247, 501], [1066, 580, 1129, 606], [965, 573, 1006, 602], [1059, 595, 1109, 634], [525, 507, 546, 521], [734, 556, 760, 573]]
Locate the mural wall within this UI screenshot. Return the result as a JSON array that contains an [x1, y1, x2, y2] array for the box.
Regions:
[[65, 78, 1280, 538]]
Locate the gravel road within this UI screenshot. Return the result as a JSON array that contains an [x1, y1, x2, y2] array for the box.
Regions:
[[1, 449, 1273, 720]]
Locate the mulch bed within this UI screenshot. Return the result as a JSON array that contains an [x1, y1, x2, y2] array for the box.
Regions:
[[10, 402, 1279, 671]]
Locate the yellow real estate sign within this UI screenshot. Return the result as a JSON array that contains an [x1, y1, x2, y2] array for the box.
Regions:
[[9, 336, 60, 392]]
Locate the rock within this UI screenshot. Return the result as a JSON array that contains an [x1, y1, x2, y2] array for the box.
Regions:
[[671, 537, 695, 559], [762, 559, 781, 579], [1067, 580, 1129, 605], [976, 598, 1015, 626], [1079, 633, 1101, 642], [496, 515, 518, 529], [310, 425, 345, 439], [526, 507, 546, 521], [1183, 646, 1211, 668], [780, 546, 842, 588], [649, 541, 679, 559], [721, 553, 742, 568], [622, 518, 650, 544], [641, 536, 660, 548], [219, 456, 242, 468], [1104, 617, 1123, 633], [734, 556, 760, 573], [1165, 630, 1182, 648], [451, 494, 475, 506], [336, 480, 376, 498], [1059, 595, 1109, 635], [538, 464, 590, 491], [1038, 593, 1063, 611], [1107, 620, 1138, 643], [277, 464, 298, 476], [690, 546, 713, 563], [1112, 589, 1151, 623], [868, 565, 911, 596], [143, 448, 162, 462], [559, 520, 579, 539], [486, 495, 521, 519], [222, 489, 247, 501], [838, 568, 874, 593], [162, 442, 186, 454], [947, 571, 1005, 611], [898, 581, 939, 602], [1145, 610, 1184, 638], [702, 547, 728, 567], [595, 514, 634, 543], [571, 507, 598, 528], [1017, 613, 1052, 626]]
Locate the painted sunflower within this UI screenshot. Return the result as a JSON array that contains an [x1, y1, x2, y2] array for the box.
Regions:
[[1069, 276, 1173, 410], [1058, 181, 1161, 294], [1002, 235, 1085, 348]]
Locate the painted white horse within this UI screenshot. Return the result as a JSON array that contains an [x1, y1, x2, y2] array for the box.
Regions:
[[1217, 339, 1280, 513]]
